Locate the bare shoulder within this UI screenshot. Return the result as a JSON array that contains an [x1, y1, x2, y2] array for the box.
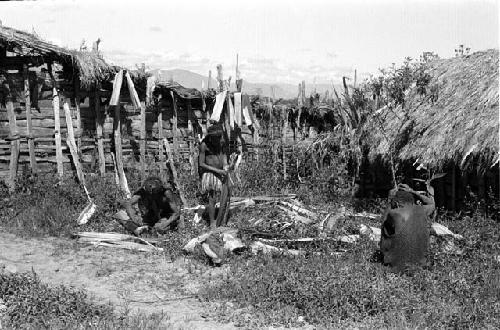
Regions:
[[164, 189, 174, 199], [199, 141, 207, 152]]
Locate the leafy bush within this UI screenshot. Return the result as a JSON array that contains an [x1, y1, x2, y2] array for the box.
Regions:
[[0, 271, 166, 329]]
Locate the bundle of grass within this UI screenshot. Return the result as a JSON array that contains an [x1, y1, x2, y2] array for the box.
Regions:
[[69, 50, 117, 88], [0, 24, 117, 90]]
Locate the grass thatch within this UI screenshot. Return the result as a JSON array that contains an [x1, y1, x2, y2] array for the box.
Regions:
[[0, 25, 116, 88], [367, 49, 499, 170], [154, 81, 203, 99], [69, 50, 116, 88]]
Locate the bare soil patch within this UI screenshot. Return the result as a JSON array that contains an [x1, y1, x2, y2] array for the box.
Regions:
[[0, 232, 235, 330]]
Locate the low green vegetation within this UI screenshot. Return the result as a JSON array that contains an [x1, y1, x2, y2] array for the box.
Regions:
[[0, 146, 498, 329], [0, 271, 167, 329], [201, 212, 500, 329]]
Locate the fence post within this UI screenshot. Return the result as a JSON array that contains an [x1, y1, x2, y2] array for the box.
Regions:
[[23, 64, 36, 173], [94, 85, 106, 176], [49, 63, 64, 181], [170, 91, 179, 158], [6, 84, 19, 192]]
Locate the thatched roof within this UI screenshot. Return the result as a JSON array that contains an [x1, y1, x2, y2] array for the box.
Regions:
[[153, 81, 204, 99], [367, 49, 499, 170], [0, 25, 115, 87]]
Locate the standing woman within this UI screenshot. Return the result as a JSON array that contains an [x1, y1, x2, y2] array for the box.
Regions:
[[198, 125, 232, 229]]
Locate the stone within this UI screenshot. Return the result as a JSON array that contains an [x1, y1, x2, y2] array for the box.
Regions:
[[359, 224, 381, 242], [431, 223, 464, 240]]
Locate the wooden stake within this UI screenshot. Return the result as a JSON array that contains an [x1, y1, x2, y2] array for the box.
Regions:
[[6, 87, 19, 192], [163, 138, 188, 207], [187, 100, 196, 175], [94, 85, 105, 176], [170, 91, 179, 157], [216, 65, 224, 92], [23, 64, 36, 173], [74, 76, 82, 151], [157, 104, 165, 177], [48, 63, 64, 181], [64, 102, 85, 184], [282, 107, 287, 180], [114, 93, 127, 195], [139, 102, 146, 181], [208, 70, 212, 90]]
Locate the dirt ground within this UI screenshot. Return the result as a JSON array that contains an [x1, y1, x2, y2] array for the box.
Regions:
[[0, 232, 236, 330]]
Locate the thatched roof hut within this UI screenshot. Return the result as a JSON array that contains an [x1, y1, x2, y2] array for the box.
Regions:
[[367, 49, 499, 171], [0, 24, 115, 87]]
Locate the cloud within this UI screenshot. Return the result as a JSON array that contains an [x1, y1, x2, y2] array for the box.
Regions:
[[103, 49, 216, 74], [148, 26, 162, 32], [103, 49, 354, 85]]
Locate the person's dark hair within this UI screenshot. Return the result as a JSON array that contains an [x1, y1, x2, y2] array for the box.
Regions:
[[203, 124, 227, 153], [390, 190, 415, 208], [143, 176, 164, 195]]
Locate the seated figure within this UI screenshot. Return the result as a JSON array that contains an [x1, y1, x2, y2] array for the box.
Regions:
[[380, 183, 435, 270], [117, 176, 181, 236]]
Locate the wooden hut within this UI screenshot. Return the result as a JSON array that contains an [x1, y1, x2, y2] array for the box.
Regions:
[[365, 49, 499, 210], [0, 25, 219, 190], [0, 24, 115, 190]]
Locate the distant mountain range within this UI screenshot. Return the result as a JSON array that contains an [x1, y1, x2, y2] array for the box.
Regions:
[[148, 68, 340, 99]]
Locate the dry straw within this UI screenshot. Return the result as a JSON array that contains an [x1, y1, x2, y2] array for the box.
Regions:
[[367, 49, 499, 170], [0, 25, 116, 88]]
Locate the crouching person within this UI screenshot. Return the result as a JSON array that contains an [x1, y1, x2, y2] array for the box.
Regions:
[[379, 184, 434, 270], [118, 176, 181, 236]]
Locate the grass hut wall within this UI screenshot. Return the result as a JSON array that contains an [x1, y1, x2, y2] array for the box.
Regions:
[[364, 49, 499, 210]]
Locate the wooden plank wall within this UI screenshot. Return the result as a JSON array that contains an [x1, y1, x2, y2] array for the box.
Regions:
[[0, 81, 258, 183]]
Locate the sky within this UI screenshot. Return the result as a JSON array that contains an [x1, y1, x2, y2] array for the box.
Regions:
[[0, 0, 498, 85]]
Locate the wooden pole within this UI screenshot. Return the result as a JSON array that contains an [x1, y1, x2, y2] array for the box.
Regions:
[[114, 92, 125, 188], [94, 85, 106, 176], [64, 102, 85, 184], [163, 138, 188, 207], [300, 80, 305, 136], [48, 63, 64, 181], [201, 79, 209, 133], [23, 64, 36, 173], [6, 85, 19, 192], [208, 70, 212, 90], [74, 76, 82, 151], [451, 165, 456, 211], [157, 104, 165, 177], [216, 64, 224, 92], [282, 107, 287, 180], [187, 100, 196, 175], [170, 91, 179, 157], [139, 102, 146, 181]]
